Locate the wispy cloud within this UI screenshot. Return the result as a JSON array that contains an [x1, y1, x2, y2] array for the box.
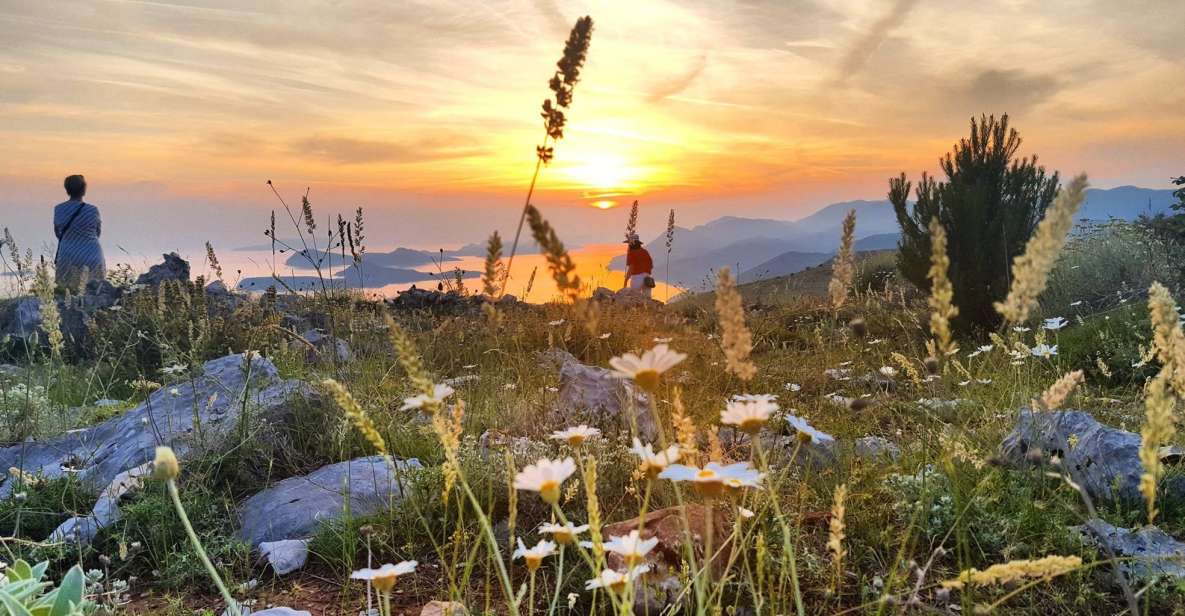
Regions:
[[833, 0, 918, 84]]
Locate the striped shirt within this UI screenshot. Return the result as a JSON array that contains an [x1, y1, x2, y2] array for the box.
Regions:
[[54, 199, 105, 286]]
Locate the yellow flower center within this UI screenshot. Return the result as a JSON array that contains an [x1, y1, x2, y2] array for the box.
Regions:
[[694, 470, 725, 498], [739, 417, 765, 433], [525, 555, 543, 572], [567, 435, 586, 446], [540, 480, 561, 504], [373, 572, 398, 593], [553, 530, 575, 544], [634, 370, 660, 392], [696, 469, 718, 480]]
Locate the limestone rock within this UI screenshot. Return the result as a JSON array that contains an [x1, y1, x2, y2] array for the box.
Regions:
[[134, 252, 190, 287], [49, 462, 152, 545], [238, 456, 422, 546], [420, 600, 468, 616], [0, 353, 312, 498], [259, 539, 310, 576], [549, 350, 656, 441], [999, 410, 1185, 503], [1078, 518, 1185, 582], [298, 329, 352, 363]]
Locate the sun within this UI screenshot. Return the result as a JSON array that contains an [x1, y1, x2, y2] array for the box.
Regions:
[[565, 152, 633, 191]]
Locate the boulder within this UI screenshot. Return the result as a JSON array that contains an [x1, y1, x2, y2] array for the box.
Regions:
[[259, 539, 310, 576], [0, 297, 44, 349], [547, 349, 656, 441], [249, 609, 311, 616], [390, 288, 479, 311], [0, 353, 312, 499], [134, 252, 190, 287], [590, 287, 658, 308], [298, 329, 352, 364], [238, 456, 422, 547], [999, 410, 1185, 503], [1078, 518, 1185, 582], [48, 463, 151, 546], [602, 505, 730, 613]]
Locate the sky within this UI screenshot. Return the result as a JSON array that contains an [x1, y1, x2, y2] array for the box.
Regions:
[[2, 0, 1184, 260]]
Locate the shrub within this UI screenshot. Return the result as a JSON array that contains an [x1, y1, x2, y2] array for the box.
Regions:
[[890, 114, 1060, 332]]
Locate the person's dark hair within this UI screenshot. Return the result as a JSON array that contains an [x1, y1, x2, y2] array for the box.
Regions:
[[64, 175, 87, 199]]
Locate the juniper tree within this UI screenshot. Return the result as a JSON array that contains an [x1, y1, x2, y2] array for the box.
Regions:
[[890, 114, 1060, 332]]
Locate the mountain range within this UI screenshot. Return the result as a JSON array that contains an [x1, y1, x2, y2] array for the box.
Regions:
[[612, 186, 1177, 290]]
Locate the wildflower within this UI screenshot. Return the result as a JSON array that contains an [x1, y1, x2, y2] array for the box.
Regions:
[[550, 425, 601, 447], [714, 268, 757, 380], [585, 565, 650, 591], [539, 521, 589, 545], [161, 363, 188, 375], [738, 507, 756, 519], [151, 446, 180, 481], [720, 397, 779, 433], [629, 438, 680, 477], [967, 345, 993, 358], [323, 379, 386, 455], [514, 457, 577, 504], [784, 383, 802, 392], [941, 555, 1081, 589], [786, 414, 834, 444], [351, 561, 417, 593], [1043, 317, 1068, 331], [1030, 344, 1058, 359], [609, 344, 687, 392], [995, 174, 1089, 323], [400, 383, 455, 411], [660, 461, 762, 497], [513, 538, 557, 572], [828, 484, 848, 573], [879, 366, 898, 378], [601, 530, 659, 565]]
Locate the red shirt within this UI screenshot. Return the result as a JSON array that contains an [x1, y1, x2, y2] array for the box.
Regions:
[[626, 247, 653, 275]]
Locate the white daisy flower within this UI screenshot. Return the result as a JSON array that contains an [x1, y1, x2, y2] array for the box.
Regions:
[[629, 438, 681, 476], [539, 521, 589, 545], [608, 344, 687, 391], [585, 565, 650, 591], [659, 461, 763, 497], [161, 363, 188, 375], [739, 507, 756, 519], [785, 414, 834, 444], [784, 383, 802, 392], [1043, 317, 1068, 331], [513, 538, 557, 571], [513, 458, 576, 504], [400, 383, 455, 411], [1030, 344, 1058, 359], [550, 425, 601, 447], [351, 561, 417, 592], [720, 398, 779, 433], [601, 530, 659, 564]]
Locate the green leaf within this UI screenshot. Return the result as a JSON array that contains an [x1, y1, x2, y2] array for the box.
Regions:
[[48, 566, 84, 616], [0, 588, 35, 616]]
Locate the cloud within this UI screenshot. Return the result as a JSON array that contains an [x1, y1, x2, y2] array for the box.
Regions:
[[833, 0, 918, 84], [952, 68, 1062, 115], [291, 135, 489, 165], [647, 53, 708, 102]]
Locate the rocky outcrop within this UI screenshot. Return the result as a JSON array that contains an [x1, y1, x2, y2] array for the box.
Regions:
[[999, 410, 1185, 503], [0, 353, 312, 500], [388, 288, 520, 311], [48, 463, 151, 546], [544, 349, 656, 441], [590, 287, 659, 308], [238, 456, 421, 548], [134, 252, 190, 287], [1078, 519, 1185, 583]]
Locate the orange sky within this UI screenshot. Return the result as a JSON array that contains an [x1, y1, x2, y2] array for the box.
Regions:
[[2, 0, 1184, 256]]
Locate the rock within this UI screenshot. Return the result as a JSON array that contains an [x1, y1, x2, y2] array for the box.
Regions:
[[298, 329, 352, 363], [259, 539, 310, 576], [999, 410, 1185, 503], [551, 350, 656, 441], [249, 609, 311, 616], [420, 601, 468, 616], [589, 287, 658, 308], [48, 462, 152, 546], [602, 505, 730, 613], [1078, 519, 1185, 582], [134, 252, 190, 287], [854, 436, 901, 461], [0, 353, 312, 498], [0, 297, 44, 348], [0, 364, 23, 377], [390, 288, 480, 311], [238, 456, 422, 546]]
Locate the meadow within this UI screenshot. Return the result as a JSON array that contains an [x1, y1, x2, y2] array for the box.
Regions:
[[4, 15, 1185, 616]]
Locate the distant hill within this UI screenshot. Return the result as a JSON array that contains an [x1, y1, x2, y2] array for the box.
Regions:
[[620, 186, 1173, 288]]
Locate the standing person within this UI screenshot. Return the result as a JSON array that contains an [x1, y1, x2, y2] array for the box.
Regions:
[[623, 233, 655, 299], [54, 175, 105, 290]]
